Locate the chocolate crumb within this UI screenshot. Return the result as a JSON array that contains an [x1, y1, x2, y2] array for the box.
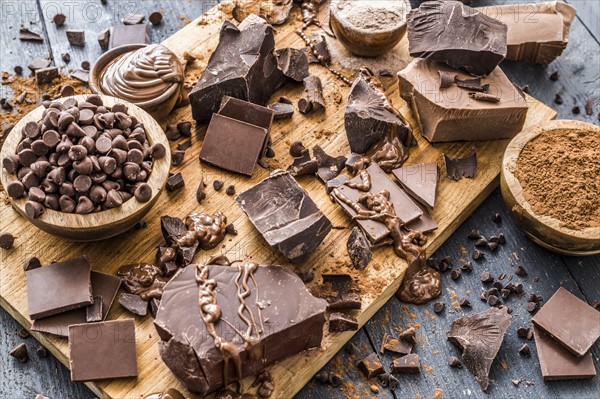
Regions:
[[515, 265, 527, 276], [554, 93, 563, 104], [491, 212, 501, 223], [14, 66, 23, 75], [460, 261, 473, 272], [516, 326, 528, 339], [487, 295, 500, 306], [459, 298, 471, 308], [9, 343, 29, 363], [572, 105, 580, 115], [450, 269, 461, 280], [36, 346, 48, 358]]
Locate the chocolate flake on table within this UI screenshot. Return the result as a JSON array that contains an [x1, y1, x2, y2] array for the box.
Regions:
[[9, 343, 29, 363], [554, 93, 563, 104], [329, 312, 359, 333], [109, 24, 150, 49], [123, 13, 145, 25], [347, 226, 372, 269], [532, 287, 600, 357], [392, 161, 438, 209], [391, 353, 420, 374], [275, 47, 309, 82], [32, 272, 121, 337], [66, 30, 85, 47], [380, 333, 413, 355], [268, 101, 294, 119], [26, 256, 93, 320], [448, 307, 512, 391], [19, 27, 44, 42], [345, 69, 413, 154], [444, 153, 477, 181], [358, 353, 385, 379], [69, 319, 137, 382], [313, 145, 346, 183], [86, 296, 103, 322], [407, 1, 507, 76], [166, 172, 184, 192], [189, 17, 286, 122], [322, 274, 361, 310], [155, 261, 327, 396], [236, 171, 331, 262], [533, 325, 596, 381], [0, 232, 15, 249], [298, 75, 325, 114]]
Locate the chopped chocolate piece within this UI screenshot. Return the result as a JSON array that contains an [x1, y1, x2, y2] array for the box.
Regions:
[[492, 280, 503, 291], [225, 223, 237, 235], [398, 327, 417, 345], [298, 75, 325, 114], [26, 256, 92, 320], [450, 269, 461, 280], [461, 261, 473, 272], [532, 287, 600, 357], [14, 65, 23, 75], [391, 353, 420, 374], [70, 69, 89, 83], [235, 171, 331, 262], [0, 232, 15, 249], [166, 172, 184, 192], [468, 230, 482, 239], [554, 93, 563, 104], [517, 326, 529, 339], [97, 29, 110, 50], [149, 11, 163, 25], [171, 150, 185, 166], [36, 346, 48, 358], [518, 343, 531, 358], [407, 1, 507, 76], [109, 24, 150, 49], [196, 180, 206, 203], [155, 263, 327, 395], [9, 343, 29, 363], [177, 139, 192, 151], [358, 353, 385, 379], [329, 312, 359, 333], [472, 249, 484, 260], [433, 301, 445, 314], [533, 325, 596, 381], [448, 307, 511, 391], [123, 13, 145, 25], [500, 289, 511, 300], [481, 272, 493, 283], [35, 67, 59, 85], [347, 226, 372, 269], [527, 301, 539, 313], [398, 59, 527, 142], [572, 105, 581, 114], [28, 57, 52, 72], [345, 69, 412, 154], [189, 19, 285, 122], [313, 146, 346, 183], [288, 151, 318, 177], [19, 27, 44, 42], [17, 329, 30, 339], [86, 296, 103, 322], [448, 356, 463, 368], [444, 153, 477, 181], [381, 333, 413, 355], [275, 47, 309, 82], [392, 161, 438, 208], [487, 294, 500, 307], [268, 101, 294, 119], [119, 293, 148, 316], [32, 272, 121, 337], [66, 30, 85, 47], [225, 185, 235, 196], [213, 180, 224, 191], [549, 71, 560, 81], [69, 319, 137, 381], [325, 175, 349, 194], [459, 298, 471, 308], [323, 274, 361, 310]]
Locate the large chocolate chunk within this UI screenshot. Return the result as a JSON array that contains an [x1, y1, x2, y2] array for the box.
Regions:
[[479, 2, 576, 65], [448, 307, 512, 391], [398, 58, 528, 142], [189, 18, 286, 122], [154, 262, 327, 396], [345, 70, 412, 154], [235, 171, 332, 262], [407, 1, 507, 76], [275, 47, 309, 82]]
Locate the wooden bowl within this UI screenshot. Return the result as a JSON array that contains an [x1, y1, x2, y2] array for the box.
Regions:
[[0, 94, 171, 242], [501, 120, 600, 255], [329, 0, 410, 57]]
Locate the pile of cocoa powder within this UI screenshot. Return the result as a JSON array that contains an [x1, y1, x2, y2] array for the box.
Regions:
[[515, 128, 600, 230]]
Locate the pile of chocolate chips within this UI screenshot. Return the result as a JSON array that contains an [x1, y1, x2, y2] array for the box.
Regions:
[[2, 95, 166, 218]]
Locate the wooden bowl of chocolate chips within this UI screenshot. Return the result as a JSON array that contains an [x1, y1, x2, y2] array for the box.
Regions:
[[0, 94, 171, 241], [501, 120, 600, 256]]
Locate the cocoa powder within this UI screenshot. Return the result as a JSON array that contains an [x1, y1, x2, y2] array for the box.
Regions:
[[515, 128, 600, 230]]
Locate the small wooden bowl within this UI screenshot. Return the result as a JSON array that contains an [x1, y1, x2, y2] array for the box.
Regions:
[[501, 120, 600, 255], [0, 94, 171, 242]]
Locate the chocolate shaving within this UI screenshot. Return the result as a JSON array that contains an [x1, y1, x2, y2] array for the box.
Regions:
[[19, 27, 44, 42], [444, 153, 477, 180], [439, 70, 456, 89], [469, 92, 500, 103]]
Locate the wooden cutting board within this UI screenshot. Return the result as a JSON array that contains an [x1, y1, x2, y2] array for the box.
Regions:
[[0, 2, 556, 398]]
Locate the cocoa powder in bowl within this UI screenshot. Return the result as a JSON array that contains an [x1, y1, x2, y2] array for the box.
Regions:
[[515, 128, 600, 230]]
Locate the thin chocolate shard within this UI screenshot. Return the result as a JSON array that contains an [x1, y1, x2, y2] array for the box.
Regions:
[[444, 153, 477, 180], [358, 353, 385, 379], [392, 161, 438, 208], [469, 92, 501, 103], [298, 75, 325, 114], [28, 57, 52, 72], [9, 343, 29, 363], [345, 69, 412, 154], [479, 2, 576, 64], [275, 47, 309, 82], [448, 307, 512, 391], [329, 312, 358, 332], [407, 1, 507, 76], [398, 58, 528, 143], [155, 263, 327, 395], [189, 18, 286, 122], [322, 274, 361, 310], [347, 226, 372, 269], [288, 150, 318, 177], [326, 175, 349, 194], [119, 293, 148, 316], [455, 77, 489, 92], [381, 333, 413, 355], [268, 102, 294, 119], [533, 325, 596, 381], [313, 145, 346, 183], [19, 27, 44, 42], [235, 171, 332, 263], [531, 287, 600, 358], [109, 24, 150, 49], [391, 353, 420, 374], [86, 296, 103, 322]]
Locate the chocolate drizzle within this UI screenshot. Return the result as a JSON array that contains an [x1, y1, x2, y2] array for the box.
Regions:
[[116, 263, 169, 300]]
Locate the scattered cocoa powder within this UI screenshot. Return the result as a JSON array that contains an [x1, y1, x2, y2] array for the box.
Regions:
[[515, 128, 600, 230]]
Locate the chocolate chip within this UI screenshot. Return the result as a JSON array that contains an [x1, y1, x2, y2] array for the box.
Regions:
[[150, 143, 166, 159], [165, 124, 180, 141], [459, 298, 471, 308], [177, 121, 193, 137], [487, 242, 499, 252], [549, 71, 559, 81], [23, 256, 42, 272], [474, 237, 488, 247], [75, 196, 94, 214], [500, 289, 511, 300], [472, 249, 484, 260], [314, 370, 329, 384], [81, 60, 90, 71], [14, 65, 23, 75], [62, 52, 71, 63], [492, 280, 503, 291], [196, 181, 206, 203], [460, 261, 473, 272], [518, 343, 531, 358], [467, 229, 482, 239], [213, 180, 224, 191], [225, 185, 235, 196], [487, 295, 499, 306], [225, 223, 237, 235], [448, 356, 463, 368], [433, 301, 445, 313], [9, 342, 30, 363], [289, 141, 307, 157], [171, 150, 185, 166], [0, 233, 15, 249], [480, 271, 493, 283], [36, 346, 48, 358], [528, 293, 543, 303], [25, 201, 45, 219], [450, 268, 461, 280], [7, 181, 25, 198], [514, 265, 527, 277], [134, 183, 152, 202], [527, 301, 538, 313], [554, 93, 563, 104], [166, 172, 184, 192]]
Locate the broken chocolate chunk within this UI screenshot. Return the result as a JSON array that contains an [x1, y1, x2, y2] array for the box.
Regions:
[[35, 67, 59, 85], [66, 30, 85, 47], [433, 301, 445, 314], [358, 353, 385, 379], [391, 353, 420, 374], [329, 312, 358, 332], [392, 161, 438, 208], [19, 27, 44, 42], [298, 75, 325, 114], [166, 172, 184, 192], [347, 226, 371, 269], [447, 307, 512, 391], [518, 343, 531, 358], [119, 293, 148, 316], [86, 296, 103, 322], [275, 47, 309, 82], [322, 274, 361, 310], [444, 153, 477, 181], [381, 333, 413, 355], [313, 145, 346, 183], [109, 24, 150, 49], [268, 101, 294, 119], [288, 150, 318, 177], [28, 57, 52, 72]]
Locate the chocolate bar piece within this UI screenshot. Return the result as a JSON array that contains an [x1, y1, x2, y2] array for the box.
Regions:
[[334, 163, 422, 243], [26, 256, 93, 320], [391, 353, 420, 374], [235, 171, 332, 263], [532, 287, 600, 357], [86, 296, 103, 323], [32, 272, 121, 337], [109, 24, 150, 49], [533, 325, 596, 381], [69, 319, 137, 381], [392, 162, 438, 208], [154, 262, 327, 396], [398, 58, 528, 142], [358, 353, 385, 379], [405, 200, 438, 234], [479, 1, 576, 64], [328, 312, 359, 332], [407, 0, 507, 76], [313, 146, 346, 183], [448, 307, 512, 391], [345, 70, 411, 154], [189, 18, 286, 122]]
